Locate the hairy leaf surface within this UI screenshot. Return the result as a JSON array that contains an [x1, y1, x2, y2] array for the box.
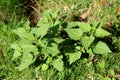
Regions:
[[95, 28, 111, 37], [52, 59, 63, 71], [69, 52, 81, 64], [65, 28, 83, 40], [93, 41, 111, 54]]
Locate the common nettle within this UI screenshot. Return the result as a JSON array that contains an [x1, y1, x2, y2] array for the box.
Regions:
[[11, 10, 112, 71]]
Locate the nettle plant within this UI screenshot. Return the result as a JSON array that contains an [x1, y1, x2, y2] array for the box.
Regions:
[[11, 10, 112, 71]]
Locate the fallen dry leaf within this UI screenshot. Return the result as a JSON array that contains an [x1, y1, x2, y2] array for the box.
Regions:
[[98, 0, 114, 7], [80, 6, 92, 21], [98, 0, 109, 6], [116, 7, 120, 13]]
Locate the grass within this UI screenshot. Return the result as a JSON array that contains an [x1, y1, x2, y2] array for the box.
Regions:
[[0, 0, 120, 80]]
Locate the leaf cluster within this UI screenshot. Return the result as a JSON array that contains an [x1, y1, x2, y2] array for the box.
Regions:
[[11, 10, 112, 72]]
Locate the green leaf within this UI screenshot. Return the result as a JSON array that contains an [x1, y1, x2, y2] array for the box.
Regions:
[[98, 60, 105, 69], [53, 38, 64, 44], [108, 69, 115, 76], [86, 48, 93, 54], [13, 28, 34, 41], [69, 52, 81, 64], [11, 44, 22, 60], [11, 43, 21, 51], [42, 64, 49, 71], [46, 57, 53, 64], [23, 21, 31, 31], [93, 41, 111, 54], [50, 9, 60, 19], [65, 28, 83, 40], [12, 50, 21, 60], [41, 10, 51, 21], [21, 44, 38, 55], [81, 36, 95, 49], [92, 21, 100, 29], [31, 24, 49, 38], [66, 22, 77, 29], [52, 59, 64, 71], [46, 43, 60, 56], [17, 39, 33, 45], [37, 39, 46, 47], [95, 28, 111, 37], [77, 22, 91, 32], [30, 28, 41, 38], [18, 53, 33, 71]]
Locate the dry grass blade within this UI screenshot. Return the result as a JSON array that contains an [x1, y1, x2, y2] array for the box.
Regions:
[[98, 0, 114, 7], [63, 6, 70, 12]]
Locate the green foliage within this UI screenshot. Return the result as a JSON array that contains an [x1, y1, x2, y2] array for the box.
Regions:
[[95, 28, 111, 38], [42, 64, 49, 71], [52, 58, 64, 71], [1, 0, 120, 80], [68, 51, 81, 64], [93, 41, 112, 54], [11, 10, 113, 72], [81, 36, 95, 49], [65, 28, 83, 40], [77, 22, 91, 32]]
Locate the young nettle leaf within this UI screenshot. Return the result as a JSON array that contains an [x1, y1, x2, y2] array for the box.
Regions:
[[42, 64, 49, 71], [65, 28, 83, 40], [66, 22, 78, 29], [91, 21, 100, 33], [68, 51, 81, 64], [52, 59, 64, 71], [52, 38, 64, 44], [81, 36, 95, 49], [37, 39, 46, 48], [86, 48, 93, 55], [30, 28, 41, 38], [77, 22, 91, 32], [50, 9, 60, 19], [41, 10, 51, 22], [97, 60, 105, 69], [31, 24, 49, 38], [11, 43, 21, 51], [92, 21, 101, 29], [18, 53, 33, 71], [17, 39, 33, 46], [13, 28, 34, 41], [11, 44, 22, 60], [12, 50, 21, 60], [95, 28, 111, 37], [21, 44, 38, 55], [46, 43, 60, 57], [46, 57, 53, 64], [93, 41, 112, 54], [23, 21, 31, 31]]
